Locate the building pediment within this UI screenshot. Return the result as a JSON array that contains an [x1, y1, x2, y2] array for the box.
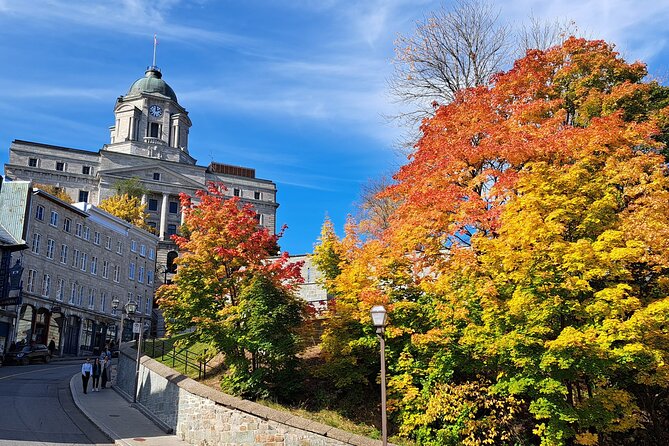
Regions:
[[98, 163, 204, 191]]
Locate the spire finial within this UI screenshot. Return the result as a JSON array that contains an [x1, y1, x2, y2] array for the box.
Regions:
[[152, 34, 158, 68]]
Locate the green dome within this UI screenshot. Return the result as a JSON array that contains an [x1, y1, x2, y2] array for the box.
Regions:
[[127, 67, 177, 102]]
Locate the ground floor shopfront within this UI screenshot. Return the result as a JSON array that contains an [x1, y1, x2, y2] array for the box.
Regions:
[[5, 297, 130, 356]]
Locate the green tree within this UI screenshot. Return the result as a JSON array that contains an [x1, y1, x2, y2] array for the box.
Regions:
[[157, 183, 304, 399]]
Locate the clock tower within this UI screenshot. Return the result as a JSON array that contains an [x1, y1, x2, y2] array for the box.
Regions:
[[106, 65, 194, 165]]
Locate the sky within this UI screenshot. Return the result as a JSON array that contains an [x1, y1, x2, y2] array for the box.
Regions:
[[0, 0, 668, 255]]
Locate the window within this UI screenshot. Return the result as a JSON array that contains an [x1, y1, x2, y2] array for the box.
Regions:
[[75, 223, 82, 237], [128, 262, 136, 280], [49, 210, 58, 226], [254, 214, 262, 225], [140, 244, 146, 257], [83, 226, 90, 241], [56, 278, 64, 301], [233, 188, 241, 197], [69, 283, 76, 304], [28, 157, 38, 167], [35, 205, 44, 221], [138, 266, 145, 283], [254, 191, 261, 200], [167, 224, 177, 236], [63, 217, 71, 233], [169, 201, 178, 214], [137, 297, 142, 313], [147, 270, 154, 285], [94, 231, 100, 245], [78, 190, 89, 202], [167, 251, 178, 273], [149, 122, 160, 137], [113, 265, 120, 283], [72, 249, 80, 268], [116, 241, 122, 254], [130, 240, 137, 252], [101, 292, 107, 313], [105, 236, 112, 250], [56, 161, 65, 171], [27, 270, 36, 293], [148, 221, 157, 231], [148, 199, 158, 211], [102, 260, 109, 279], [82, 165, 91, 175], [31, 233, 41, 254], [42, 274, 50, 297], [78, 285, 84, 306], [153, 172, 161, 181], [91, 256, 98, 275], [145, 297, 151, 315], [80, 253, 88, 271], [60, 244, 68, 264], [148, 248, 155, 260], [46, 239, 55, 259], [88, 289, 95, 309]]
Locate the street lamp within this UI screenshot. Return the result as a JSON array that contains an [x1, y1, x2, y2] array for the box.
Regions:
[[111, 298, 137, 351], [370, 305, 388, 446], [131, 304, 145, 404]]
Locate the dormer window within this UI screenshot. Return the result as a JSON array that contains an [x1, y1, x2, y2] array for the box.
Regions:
[[56, 162, 65, 171], [153, 172, 161, 181], [82, 165, 91, 175]]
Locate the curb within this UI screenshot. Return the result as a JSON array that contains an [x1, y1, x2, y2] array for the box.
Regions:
[[69, 373, 132, 446]]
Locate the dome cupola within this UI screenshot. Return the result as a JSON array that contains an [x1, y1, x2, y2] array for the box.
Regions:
[[127, 66, 178, 102]]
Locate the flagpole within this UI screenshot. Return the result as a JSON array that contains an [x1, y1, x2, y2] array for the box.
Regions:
[[152, 34, 157, 68]]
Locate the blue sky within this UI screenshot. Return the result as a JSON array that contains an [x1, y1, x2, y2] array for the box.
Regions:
[[0, 1, 668, 255]]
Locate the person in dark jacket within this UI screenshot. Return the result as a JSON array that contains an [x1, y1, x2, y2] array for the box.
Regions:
[[91, 358, 102, 392], [48, 339, 56, 356]]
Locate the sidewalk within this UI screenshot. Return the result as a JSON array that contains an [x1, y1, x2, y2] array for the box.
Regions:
[[69, 367, 188, 446]]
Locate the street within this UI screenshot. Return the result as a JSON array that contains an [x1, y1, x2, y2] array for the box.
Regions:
[[0, 361, 113, 445]]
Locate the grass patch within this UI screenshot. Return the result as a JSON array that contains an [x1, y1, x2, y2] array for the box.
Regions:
[[142, 334, 217, 378]]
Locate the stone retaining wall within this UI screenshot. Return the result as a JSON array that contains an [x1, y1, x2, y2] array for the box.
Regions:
[[117, 347, 384, 446]]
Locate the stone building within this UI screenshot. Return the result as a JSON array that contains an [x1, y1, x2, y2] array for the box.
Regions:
[[4, 64, 278, 285], [0, 180, 157, 355]]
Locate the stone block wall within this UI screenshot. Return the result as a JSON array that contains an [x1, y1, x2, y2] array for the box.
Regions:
[[117, 347, 385, 446]]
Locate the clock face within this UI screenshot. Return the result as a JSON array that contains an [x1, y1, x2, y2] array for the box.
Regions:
[[149, 105, 163, 117]]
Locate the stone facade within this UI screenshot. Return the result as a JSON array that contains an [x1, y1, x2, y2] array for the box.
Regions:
[[4, 65, 278, 287], [116, 348, 384, 446], [1, 181, 157, 354]]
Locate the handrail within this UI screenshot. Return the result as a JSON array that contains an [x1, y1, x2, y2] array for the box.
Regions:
[[144, 339, 213, 379]]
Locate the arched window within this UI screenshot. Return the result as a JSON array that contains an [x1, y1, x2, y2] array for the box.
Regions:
[[166, 251, 178, 274]]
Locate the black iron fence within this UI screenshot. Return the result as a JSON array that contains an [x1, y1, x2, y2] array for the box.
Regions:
[[142, 339, 215, 380]]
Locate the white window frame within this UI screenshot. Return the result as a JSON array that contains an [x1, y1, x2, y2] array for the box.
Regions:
[[60, 244, 68, 264], [46, 238, 55, 259], [41, 274, 50, 297], [49, 210, 58, 227], [56, 278, 64, 301], [31, 233, 41, 254]]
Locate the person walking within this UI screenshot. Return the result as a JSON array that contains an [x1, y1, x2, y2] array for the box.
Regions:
[[92, 358, 102, 392], [81, 358, 92, 394], [48, 339, 56, 356], [101, 356, 110, 389]]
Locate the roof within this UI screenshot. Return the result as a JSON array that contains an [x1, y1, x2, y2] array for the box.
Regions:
[[0, 180, 30, 247], [127, 67, 178, 102]]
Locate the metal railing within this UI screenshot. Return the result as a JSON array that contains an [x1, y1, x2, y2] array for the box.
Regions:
[[143, 339, 215, 380]]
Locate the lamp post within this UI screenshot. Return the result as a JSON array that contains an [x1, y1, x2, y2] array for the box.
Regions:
[[370, 305, 388, 446]]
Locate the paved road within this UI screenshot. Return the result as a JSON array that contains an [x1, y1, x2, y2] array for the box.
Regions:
[[0, 361, 113, 446]]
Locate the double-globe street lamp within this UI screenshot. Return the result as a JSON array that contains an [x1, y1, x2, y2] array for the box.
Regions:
[[371, 305, 388, 446]]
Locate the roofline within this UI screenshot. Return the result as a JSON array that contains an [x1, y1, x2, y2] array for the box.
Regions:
[[12, 139, 99, 156], [33, 189, 89, 217]]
